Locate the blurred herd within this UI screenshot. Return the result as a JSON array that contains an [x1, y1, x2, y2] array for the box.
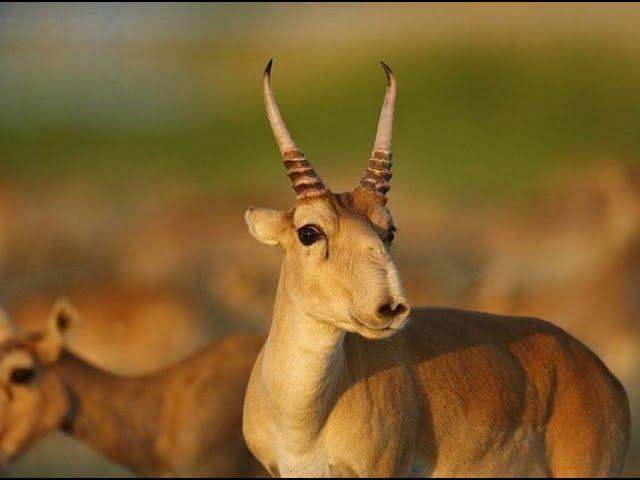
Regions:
[[1, 3, 639, 477], [1, 162, 638, 476]]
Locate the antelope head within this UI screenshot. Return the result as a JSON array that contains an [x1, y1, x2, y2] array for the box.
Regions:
[[245, 60, 410, 340], [0, 300, 79, 469]]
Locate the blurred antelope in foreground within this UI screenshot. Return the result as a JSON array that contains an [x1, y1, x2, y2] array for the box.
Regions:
[[242, 60, 631, 477], [0, 301, 265, 477]]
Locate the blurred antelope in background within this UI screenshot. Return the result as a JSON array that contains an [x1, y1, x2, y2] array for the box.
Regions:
[[0, 300, 265, 477], [242, 60, 631, 477], [472, 163, 640, 387], [11, 285, 215, 376]]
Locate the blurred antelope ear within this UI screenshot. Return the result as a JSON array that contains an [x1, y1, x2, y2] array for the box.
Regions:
[[0, 308, 15, 344], [35, 298, 81, 364], [245, 207, 289, 246]]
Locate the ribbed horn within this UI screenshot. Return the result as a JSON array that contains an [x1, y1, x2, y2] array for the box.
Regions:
[[359, 61, 396, 199], [263, 59, 327, 199]]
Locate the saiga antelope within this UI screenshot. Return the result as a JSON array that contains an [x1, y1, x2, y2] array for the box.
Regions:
[[0, 301, 265, 477], [12, 285, 215, 375], [242, 60, 631, 477]]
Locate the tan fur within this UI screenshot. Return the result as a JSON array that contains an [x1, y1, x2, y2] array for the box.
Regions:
[[0, 302, 266, 477], [11, 286, 214, 375], [472, 164, 640, 387], [243, 189, 631, 477]]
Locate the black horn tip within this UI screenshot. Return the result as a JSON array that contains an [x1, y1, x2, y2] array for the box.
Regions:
[[380, 61, 393, 85], [265, 58, 274, 76]]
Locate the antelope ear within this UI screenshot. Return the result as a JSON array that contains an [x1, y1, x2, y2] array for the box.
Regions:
[[245, 207, 289, 246], [35, 298, 80, 364], [0, 308, 15, 344]]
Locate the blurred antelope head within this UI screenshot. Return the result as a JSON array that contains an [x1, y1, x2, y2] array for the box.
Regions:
[[0, 300, 78, 469], [245, 60, 410, 339]]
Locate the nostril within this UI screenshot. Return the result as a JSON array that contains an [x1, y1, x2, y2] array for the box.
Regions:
[[378, 302, 408, 318], [393, 303, 408, 316], [378, 304, 393, 317]]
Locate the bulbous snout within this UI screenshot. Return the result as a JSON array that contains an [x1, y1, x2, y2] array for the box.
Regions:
[[353, 294, 410, 338], [351, 250, 411, 337], [377, 255, 410, 327], [372, 293, 410, 329], [377, 299, 409, 322]]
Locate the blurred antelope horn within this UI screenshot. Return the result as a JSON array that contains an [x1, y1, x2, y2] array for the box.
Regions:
[[263, 59, 327, 199], [359, 61, 396, 199]]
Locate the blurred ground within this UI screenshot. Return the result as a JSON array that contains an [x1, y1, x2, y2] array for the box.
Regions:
[[0, 3, 639, 477]]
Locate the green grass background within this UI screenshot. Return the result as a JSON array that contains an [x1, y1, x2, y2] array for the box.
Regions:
[[2, 4, 640, 205]]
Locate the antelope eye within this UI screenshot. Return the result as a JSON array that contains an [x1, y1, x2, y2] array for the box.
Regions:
[[10, 367, 36, 385], [297, 225, 322, 246]]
